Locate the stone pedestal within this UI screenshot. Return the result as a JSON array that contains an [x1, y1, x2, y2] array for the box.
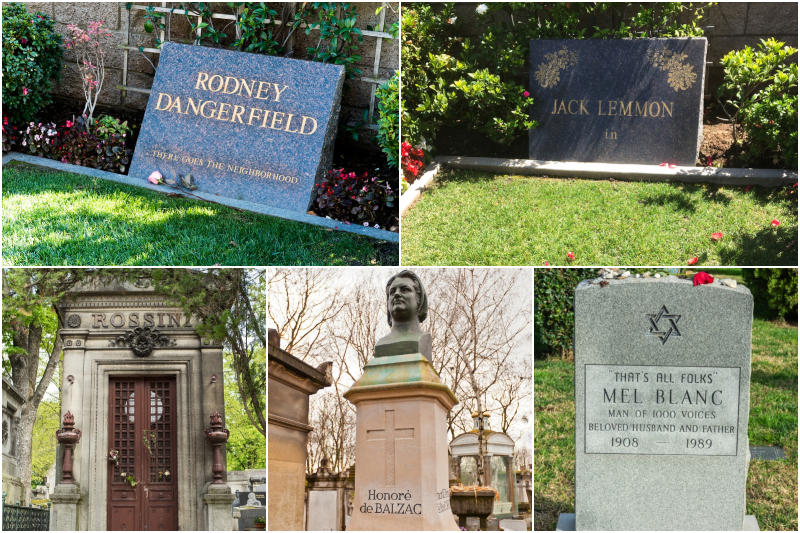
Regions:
[[49, 483, 82, 531], [203, 484, 237, 531], [344, 353, 459, 531]]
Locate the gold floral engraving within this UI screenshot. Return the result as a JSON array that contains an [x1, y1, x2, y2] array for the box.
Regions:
[[649, 49, 697, 92], [535, 46, 578, 89]]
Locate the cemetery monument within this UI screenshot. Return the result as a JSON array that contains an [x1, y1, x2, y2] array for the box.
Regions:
[[558, 275, 759, 531], [529, 38, 707, 166], [129, 42, 345, 213], [47, 279, 236, 531], [344, 271, 459, 531]]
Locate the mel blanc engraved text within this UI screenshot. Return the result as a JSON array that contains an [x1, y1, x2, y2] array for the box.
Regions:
[[585, 365, 740, 456]]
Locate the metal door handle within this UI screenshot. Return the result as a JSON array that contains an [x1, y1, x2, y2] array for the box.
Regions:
[[122, 493, 127, 498], [158, 493, 164, 499]]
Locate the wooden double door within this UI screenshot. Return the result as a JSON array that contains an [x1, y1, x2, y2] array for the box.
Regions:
[[108, 377, 178, 531]]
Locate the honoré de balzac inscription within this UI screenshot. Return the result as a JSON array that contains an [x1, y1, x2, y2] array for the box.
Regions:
[[585, 365, 740, 456], [360, 490, 421, 515]]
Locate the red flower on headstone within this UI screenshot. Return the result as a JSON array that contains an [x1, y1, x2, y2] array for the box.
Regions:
[[693, 272, 714, 286]]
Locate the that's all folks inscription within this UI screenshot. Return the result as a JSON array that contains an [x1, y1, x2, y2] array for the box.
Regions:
[[585, 365, 741, 456], [367, 410, 414, 487]]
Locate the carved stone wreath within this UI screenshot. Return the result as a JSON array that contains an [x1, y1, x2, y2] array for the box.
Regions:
[[2, 420, 8, 445], [111, 327, 175, 357], [67, 314, 81, 328]]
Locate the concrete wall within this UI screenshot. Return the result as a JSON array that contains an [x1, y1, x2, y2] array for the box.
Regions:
[[450, 2, 797, 94], [26, 2, 399, 118]]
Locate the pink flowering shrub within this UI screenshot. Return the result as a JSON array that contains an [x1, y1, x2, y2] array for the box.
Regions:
[[314, 168, 396, 229], [64, 20, 112, 130]]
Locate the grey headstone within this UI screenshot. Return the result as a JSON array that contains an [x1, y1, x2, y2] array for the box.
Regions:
[[529, 38, 706, 165], [574, 276, 753, 530], [129, 42, 344, 213]]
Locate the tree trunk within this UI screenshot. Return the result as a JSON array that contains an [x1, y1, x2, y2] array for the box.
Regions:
[[11, 327, 63, 506]]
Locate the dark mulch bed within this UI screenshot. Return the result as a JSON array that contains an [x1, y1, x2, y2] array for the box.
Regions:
[[431, 100, 789, 170], [31, 95, 399, 231]]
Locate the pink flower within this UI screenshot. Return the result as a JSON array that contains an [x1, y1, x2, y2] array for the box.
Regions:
[[2, 117, 7, 125], [706, 156, 712, 166], [66, 120, 73, 128], [771, 219, 780, 227], [711, 232, 723, 241], [22, 87, 29, 96], [693, 272, 714, 286], [688, 257, 698, 266], [147, 171, 163, 185], [544, 261, 550, 266], [745, 185, 752, 192], [20, 38, 27, 45], [567, 251, 575, 261], [523, 91, 530, 97]]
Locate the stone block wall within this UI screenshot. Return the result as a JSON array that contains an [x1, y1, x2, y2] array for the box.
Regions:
[[451, 2, 797, 95], [26, 2, 398, 121]]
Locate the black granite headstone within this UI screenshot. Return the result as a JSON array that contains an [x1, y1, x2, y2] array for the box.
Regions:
[[236, 490, 266, 507], [528, 38, 706, 166], [129, 42, 344, 212]]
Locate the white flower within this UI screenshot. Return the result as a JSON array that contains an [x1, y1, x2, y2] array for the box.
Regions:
[[476, 4, 488, 15], [34, 135, 41, 141], [374, 224, 380, 229], [22, 141, 26, 146], [447, 16, 457, 24], [363, 222, 369, 226]]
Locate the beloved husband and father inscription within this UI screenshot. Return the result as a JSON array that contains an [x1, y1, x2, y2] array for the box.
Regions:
[[561, 276, 757, 531], [129, 42, 344, 212], [529, 38, 707, 165]]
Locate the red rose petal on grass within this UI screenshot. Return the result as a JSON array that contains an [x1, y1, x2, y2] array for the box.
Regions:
[[567, 252, 575, 261], [688, 257, 699, 265], [711, 232, 723, 241], [544, 261, 550, 266], [771, 219, 780, 227], [693, 271, 714, 286]]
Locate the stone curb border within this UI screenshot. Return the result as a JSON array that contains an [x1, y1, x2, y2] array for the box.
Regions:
[[434, 156, 797, 186], [399, 161, 442, 217], [400, 156, 797, 216], [2, 152, 399, 244]]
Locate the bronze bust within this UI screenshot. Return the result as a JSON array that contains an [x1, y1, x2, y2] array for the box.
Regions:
[[374, 270, 432, 360]]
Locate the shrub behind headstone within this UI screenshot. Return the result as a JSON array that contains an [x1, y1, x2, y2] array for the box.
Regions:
[[1, 3, 63, 124], [534, 268, 595, 359], [741, 268, 798, 319]]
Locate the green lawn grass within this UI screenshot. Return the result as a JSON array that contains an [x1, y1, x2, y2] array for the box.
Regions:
[[534, 319, 798, 531], [402, 170, 798, 266], [2, 162, 398, 266]]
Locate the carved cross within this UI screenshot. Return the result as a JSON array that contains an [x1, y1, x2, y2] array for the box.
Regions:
[[367, 410, 414, 487]]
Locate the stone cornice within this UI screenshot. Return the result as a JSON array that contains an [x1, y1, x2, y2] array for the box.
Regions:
[[268, 413, 313, 434]]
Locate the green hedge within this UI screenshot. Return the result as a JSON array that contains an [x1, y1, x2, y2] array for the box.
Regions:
[[534, 268, 596, 358], [742, 268, 799, 319]]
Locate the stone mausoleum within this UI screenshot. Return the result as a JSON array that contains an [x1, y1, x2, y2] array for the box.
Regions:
[[49, 280, 236, 531]]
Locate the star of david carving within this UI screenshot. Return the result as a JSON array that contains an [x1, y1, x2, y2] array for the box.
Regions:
[[646, 305, 681, 344]]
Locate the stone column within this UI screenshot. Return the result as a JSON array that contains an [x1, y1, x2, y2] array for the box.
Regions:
[[344, 352, 459, 531], [203, 484, 237, 531], [49, 484, 82, 531]]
